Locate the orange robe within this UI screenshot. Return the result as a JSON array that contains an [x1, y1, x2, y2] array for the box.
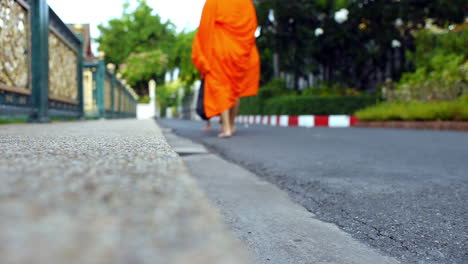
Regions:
[[192, 0, 260, 118]]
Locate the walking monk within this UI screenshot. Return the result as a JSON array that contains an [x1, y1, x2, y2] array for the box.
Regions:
[[192, 0, 260, 138]]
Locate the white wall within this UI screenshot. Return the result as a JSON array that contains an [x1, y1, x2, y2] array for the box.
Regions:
[[137, 80, 157, 120]]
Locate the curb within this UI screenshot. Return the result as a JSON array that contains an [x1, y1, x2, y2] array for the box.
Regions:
[[236, 115, 359, 128], [356, 121, 468, 132]]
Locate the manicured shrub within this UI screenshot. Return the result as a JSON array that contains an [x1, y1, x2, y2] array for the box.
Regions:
[[239, 96, 264, 115], [355, 100, 468, 121], [239, 78, 297, 115], [239, 77, 374, 115], [263, 95, 376, 115], [258, 78, 297, 100]]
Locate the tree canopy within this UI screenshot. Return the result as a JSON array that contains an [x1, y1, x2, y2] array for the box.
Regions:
[[96, 0, 197, 95], [96, 0, 466, 96], [255, 0, 466, 90]]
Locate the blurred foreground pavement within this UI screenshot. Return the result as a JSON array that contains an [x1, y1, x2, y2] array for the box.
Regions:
[[0, 120, 251, 264], [158, 119, 468, 264]]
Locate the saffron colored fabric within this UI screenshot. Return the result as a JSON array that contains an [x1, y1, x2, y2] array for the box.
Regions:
[[192, 0, 260, 118]]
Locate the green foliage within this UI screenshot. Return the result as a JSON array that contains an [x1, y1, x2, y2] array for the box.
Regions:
[[97, 1, 175, 66], [239, 78, 296, 115], [120, 50, 168, 85], [302, 82, 360, 97], [96, 0, 176, 89], [259, 78, 297, 99], [383, 30, 468, 102], [50, 117, 79, 122], [264, 95, 376, 115], [156, 79, 182, 116], [408, 30, 468, 69], [0, 118, 27, 124], [255, 0, 466, 90], [172, 31, 198, 87], [239, 94, 375, 115], [239, 78, 374, 115], [97, 0, 199, 104], [138, 95, 151, 104], [238, 96, 264, 115], [355, 100, 468, 121]]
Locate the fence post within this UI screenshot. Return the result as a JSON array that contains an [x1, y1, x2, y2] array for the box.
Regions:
[[96, 53, 105, 119], [76, 35, 84, 119], [106, 64, 116, 119], [120, 80, 126, 118], [110, 75, 115, 118], [30, 0, 49, 123]]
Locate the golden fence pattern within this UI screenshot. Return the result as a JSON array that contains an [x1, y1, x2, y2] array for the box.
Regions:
[[123, 95, 128, 113], [125, 95, 131, 113], [0, 0, 29, 91], [83, 68, 96, 115], [114, 84, 120, 111], [48, 31, 78, 102], [105, 77, 111, 110]]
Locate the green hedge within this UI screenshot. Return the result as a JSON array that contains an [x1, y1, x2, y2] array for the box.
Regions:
[[239, 96, 264, 115], [355, 100, 468, 121], [260, 95, 377, 115]]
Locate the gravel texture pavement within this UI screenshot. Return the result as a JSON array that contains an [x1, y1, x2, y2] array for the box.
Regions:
[[0, 119, 252, 264], [158, 119, 468, 264]]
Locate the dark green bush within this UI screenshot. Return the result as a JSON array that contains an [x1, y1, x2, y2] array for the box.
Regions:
[[258, 78, 297, 100], [239, 78, 376, 115], [263, 95, 376, 115], [239, 78, 297, 115], [301, 82, 361, 97], [239, 96, 264, 115]]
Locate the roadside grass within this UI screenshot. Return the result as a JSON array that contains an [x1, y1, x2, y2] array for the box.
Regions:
[[0, 118, 28, 125], [0, 117, 89, 125], [355, 100, 468, 121]]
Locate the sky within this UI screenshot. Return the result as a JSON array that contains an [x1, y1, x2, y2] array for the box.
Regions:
[[47, 0, 206, 53]]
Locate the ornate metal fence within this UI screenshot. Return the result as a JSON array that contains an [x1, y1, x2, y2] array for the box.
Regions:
[[83, 58, 138, 119], [0, 0, 83, 121], [1, 0, 137, 121], [0, 0, 33, 117], [47, 7, 82, 119]]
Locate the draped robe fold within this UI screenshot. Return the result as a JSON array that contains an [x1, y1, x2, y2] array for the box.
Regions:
[[192, 0, 260, 118]]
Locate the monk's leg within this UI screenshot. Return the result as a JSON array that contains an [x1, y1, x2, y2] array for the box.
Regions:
[[202, 119, 212, 131], [219, 110, 232, 138], [229, 99, 240, 133]]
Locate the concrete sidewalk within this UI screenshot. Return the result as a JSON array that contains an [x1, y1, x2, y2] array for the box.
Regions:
[[0, 119, 251, 264], [162, 128, 401, 264]]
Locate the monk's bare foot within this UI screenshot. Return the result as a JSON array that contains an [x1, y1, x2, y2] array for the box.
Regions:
[[217, 131, 232, 138], [231, 125, 237, 134], [202, 126, 212, 131]]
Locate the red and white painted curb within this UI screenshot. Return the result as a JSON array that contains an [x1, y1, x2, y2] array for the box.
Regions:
[[235, 115, 359, 128]]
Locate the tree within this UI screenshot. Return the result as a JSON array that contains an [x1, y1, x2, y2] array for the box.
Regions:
[[96, 0, 176, 94], [119, 50, 168, 86], [171, 31, 199, 93], [254, 0, 466, 91]]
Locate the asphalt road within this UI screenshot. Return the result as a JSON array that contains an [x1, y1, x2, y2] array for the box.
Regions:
[[158, 119, 468, 264]]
